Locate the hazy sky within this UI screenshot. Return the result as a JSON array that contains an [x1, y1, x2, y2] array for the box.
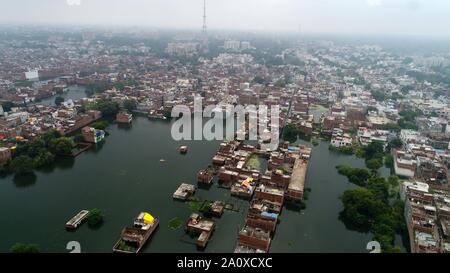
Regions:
[[1, 0, 450, 37]]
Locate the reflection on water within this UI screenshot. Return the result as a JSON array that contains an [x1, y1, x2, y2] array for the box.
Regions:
[[13, 173, 37, 188], [88, 142, 106, 154], [54, 157, 75, 170], [117, 123, 133, 131]]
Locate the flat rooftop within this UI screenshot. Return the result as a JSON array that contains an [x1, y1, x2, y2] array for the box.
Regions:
[[289, 158, 307, 192]]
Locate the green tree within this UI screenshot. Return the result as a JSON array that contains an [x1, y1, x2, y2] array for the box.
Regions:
[[366, 158, 383, 170], [86, 81, 112, 94], [388, 138, 403, 150], [93, 99, 120, 116], [42, 130, 63, 146], [371, 89, 386, 102], [252, 76, 265, 84], [364, 141, 384, 160], [340, 188, 386, 227], [123, 99, 137, 112], [282, 124, 298, 142], [33, 151, 55, 168], [73, 134, 85, 143], [399, 109, 423, 122], [367, 176, 389, 202], [10, 243, 40, 253], [87, 208, 104, 227], [50, 137, 74, 155], [26, 137, 46, 157], [336, 165, 370, 186], [384, 154, 394, 169], [10, 156, 34, 175], [90, 121, 109, 130], [388, 175, 400, 188], [55, 96, 65, 106]]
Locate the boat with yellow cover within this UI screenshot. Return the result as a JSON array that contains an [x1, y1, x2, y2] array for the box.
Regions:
[[112, 212, 159, 253]]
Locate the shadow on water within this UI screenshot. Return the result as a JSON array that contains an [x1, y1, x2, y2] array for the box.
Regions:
[[86, 142, 105, 154], [13, 173, 37, 188], [197, 183, 213, 190], [37, 163, 57, 174], [117, 123, 133, 131], [284, 201, 307, 212], [87, 222, 104, 231], [54, 157, 75, 170]]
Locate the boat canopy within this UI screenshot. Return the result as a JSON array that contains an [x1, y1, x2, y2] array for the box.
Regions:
[[143, 213, 155, 224]]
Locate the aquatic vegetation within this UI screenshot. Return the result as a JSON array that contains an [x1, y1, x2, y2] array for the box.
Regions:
[[168, 217, 183, 230], [246, 155, 261, 171]]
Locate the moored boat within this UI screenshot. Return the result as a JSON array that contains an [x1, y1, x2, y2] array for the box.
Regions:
[[113, 212, 159, 253]]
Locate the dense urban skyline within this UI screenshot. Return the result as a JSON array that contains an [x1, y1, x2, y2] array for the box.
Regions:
[[1, 0, 450, 37]]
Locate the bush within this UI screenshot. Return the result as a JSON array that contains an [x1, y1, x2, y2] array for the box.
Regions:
[[364, 141, 384, 160], [73, 134, 85, 143], [340, 173, 406, 252], [55, 96, 65, 106], [90, 121, 109, 130], [282, 124, 298, 142], [123, 99, 137, 112], [33, 151, 55, 168], [49, 137, 74, 155], [366, 158, 383, 170], [92, 99, 120, 116], [10, 243, 40, 253], [10, 156, 34, 175], [340, 188, 386, 227], [311, 138, 319, 146], [87, 208, 104, 227], [336, 165, 370, 186], [384, 154, 394, 169], [168, 217, 183, 230], [329, 145, 354, 155]]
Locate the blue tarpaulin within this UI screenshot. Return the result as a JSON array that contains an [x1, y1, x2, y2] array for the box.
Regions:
[[261, 212, 278, 219]]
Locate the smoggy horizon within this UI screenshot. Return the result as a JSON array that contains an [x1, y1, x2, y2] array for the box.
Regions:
[[0, 0, 450, 38]]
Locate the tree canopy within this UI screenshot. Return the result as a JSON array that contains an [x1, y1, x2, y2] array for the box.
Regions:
[[10, 243, 40, 253], [10, 156, 34, 175], [55, 96, 65, 106], [87, 208, 104, 228]]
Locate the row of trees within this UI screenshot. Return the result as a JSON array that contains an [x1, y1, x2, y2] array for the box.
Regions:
[[336, 165, 371, 186], [356, 141, 385, 170], [329, 145, 354, 155], [10, 243, 40, 253], [355, 138, 400, 171], [79, 99, 120, 117], [84, 79, 138, 96], [340, 170, 405, 252]]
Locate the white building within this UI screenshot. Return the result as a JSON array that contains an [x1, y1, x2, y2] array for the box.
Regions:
[[224, 40, 241, 51], [331, 128, 352, 148], [400, 129, 428, 146], [400, 180, 429, 201]]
